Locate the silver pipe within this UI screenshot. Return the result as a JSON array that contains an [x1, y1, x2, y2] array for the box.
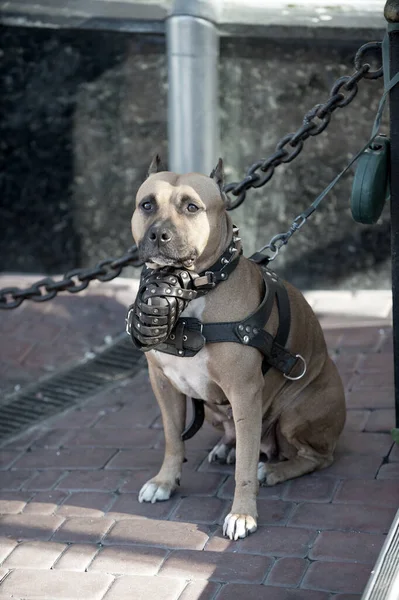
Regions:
[[166, 0, 220, 175]]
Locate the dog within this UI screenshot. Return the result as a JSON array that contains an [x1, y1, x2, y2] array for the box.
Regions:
[[130, 155, 346, 540]]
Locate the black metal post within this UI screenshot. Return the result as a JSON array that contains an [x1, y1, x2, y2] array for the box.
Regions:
[[385, 0, 399, 427]]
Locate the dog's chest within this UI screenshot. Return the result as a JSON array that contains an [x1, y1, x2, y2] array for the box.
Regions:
[[150, 297, 211, 399]]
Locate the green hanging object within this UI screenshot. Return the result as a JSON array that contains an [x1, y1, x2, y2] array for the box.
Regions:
[[350, 134, 391, 225]]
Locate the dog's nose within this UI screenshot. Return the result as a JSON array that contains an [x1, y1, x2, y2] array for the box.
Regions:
[[148, 225, 172, 245]]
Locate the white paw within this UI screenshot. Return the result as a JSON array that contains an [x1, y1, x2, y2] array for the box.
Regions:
[[223, 513, 257, 540], [208, 442, 234, 464], [138, 480, 175, 504]]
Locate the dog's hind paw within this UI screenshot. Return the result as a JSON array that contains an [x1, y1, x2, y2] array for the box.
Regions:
[[138, 479, 175, 504], [257, 462, 281, 486], [208, 443, 235, 464], [223, 513, 257, 540]]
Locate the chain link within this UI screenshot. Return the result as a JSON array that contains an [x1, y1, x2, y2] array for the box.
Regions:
[[224, 41, 383, 210], [0, 247, 142, 309], [0, 41, 384, 308]]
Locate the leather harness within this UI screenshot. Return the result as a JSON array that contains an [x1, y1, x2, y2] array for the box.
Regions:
[[126, 227, 306, 441]]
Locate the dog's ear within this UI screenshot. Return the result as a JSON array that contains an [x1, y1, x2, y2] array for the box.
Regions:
[[210, 157, 224, 190], [147, 154, 164, 177], [211, 158, 229, 206]]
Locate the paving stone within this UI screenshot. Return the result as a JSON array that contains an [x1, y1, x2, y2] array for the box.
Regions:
[[22, 470, 65, 490], [344, 410, 370, 432], [0, 515, 64, 541], [56, 470, 128, 492], [256, 500, 294, 526], [282, 474, 338, 503], [23, 491, 68, 514], [32, 429, 75, 449], [53, 543, 99, 571], [358, 353, 394, 373], [266, 557, 308, 587], [89, 544, 167, 576], [159, 549, 272, 583], [334, 595, 362, 600], [49, 409, 104, 429], [67, 427, 161, 448], [205, 527, 314, 558], [218, 476, 288, 500], [52, 517, 114, 543], [13, 447, 117, 470], [336, 432, 393, 456], [95, 404, 160, 429], [302, 560, 372, 594], [178, 580, 221, 600], [104, 519, 209, 550], [171, 497, 227, 525], [216, 584, 329, 600], [103, 574, 185, 600], [0, 471, 32, 491], [0, 568, 114, 600], [377, 462, 399, 479], [0, 538, 18, 563], [107, 493, 178, 521], [57, 492, 115, 517], [0, 339, 33, 365], [323, 454, 383, 479], [0, 451, 22, 470], [289, 502, 395, 533], [339, 328, 383, 351], [3, 540, 66, 569], [334, 353, 362, 373], [334, 478, 399, 507], [346, 389, 394, 409], [106, 449, 207, 471], [0, 492, 33, 515], [119, 470, 164, 493], [365, 409, 395, 432], [3, 428, 41, 450], [175, 471, 225, 497], [351, 371, 394, 389], [309, 531, 385, 564]]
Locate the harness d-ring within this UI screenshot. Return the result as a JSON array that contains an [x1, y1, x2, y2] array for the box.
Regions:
[[284, 354, 307, 381]]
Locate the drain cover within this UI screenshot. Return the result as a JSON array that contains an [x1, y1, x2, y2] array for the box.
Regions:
[[0, 333, 145, 444]]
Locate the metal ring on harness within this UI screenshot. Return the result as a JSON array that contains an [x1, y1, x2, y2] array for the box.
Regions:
[[283, 354, 307, 381]]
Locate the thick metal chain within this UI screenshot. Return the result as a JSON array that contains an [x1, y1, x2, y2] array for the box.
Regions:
[[0, 247, 142, 309], [224, 41, 383, 210], [0, 41, 383, 309]]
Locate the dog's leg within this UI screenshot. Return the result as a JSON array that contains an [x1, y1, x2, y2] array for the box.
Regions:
[[139, 362, 186, 503], [208, 418, 236, 464], [258, 454, 331, 486], [223, 384, 263, 540]]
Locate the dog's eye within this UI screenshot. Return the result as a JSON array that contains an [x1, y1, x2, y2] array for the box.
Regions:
[[187, 203, 199, 213], [141, 201, 152, 211]]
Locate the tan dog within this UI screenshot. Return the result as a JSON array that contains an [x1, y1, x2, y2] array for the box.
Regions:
[[131, 156, 346, 540]]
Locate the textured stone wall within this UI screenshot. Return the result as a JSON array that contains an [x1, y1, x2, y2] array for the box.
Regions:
[[0, 25, 390, 289]]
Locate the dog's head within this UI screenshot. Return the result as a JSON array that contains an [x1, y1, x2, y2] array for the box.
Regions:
[[131, 155, 232, 271]]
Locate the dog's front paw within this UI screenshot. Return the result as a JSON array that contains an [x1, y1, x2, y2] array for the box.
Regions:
[[223, 513, 257, 540], [208, 443, 236, 464], [138, 479, 176, 504]]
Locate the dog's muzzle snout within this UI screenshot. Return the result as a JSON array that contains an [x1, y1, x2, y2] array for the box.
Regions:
[[148, 224, 172, 245]]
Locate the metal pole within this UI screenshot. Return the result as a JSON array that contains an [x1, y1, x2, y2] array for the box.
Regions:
[[166, 0, 220, 175], [385, 0, 399, 427]]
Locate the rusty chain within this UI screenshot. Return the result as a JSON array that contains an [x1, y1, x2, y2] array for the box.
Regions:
[[0, 41, 383, 309]]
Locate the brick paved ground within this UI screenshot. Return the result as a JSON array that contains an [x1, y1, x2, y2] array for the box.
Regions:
[[0, 274, 398, 599]]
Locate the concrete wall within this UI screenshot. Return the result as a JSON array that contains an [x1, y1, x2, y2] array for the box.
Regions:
[[0, 24, 390, 289]]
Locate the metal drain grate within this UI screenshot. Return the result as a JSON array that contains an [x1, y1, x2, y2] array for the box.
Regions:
[[362, 509, 399, 600], [0, 333, 145, 444]]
